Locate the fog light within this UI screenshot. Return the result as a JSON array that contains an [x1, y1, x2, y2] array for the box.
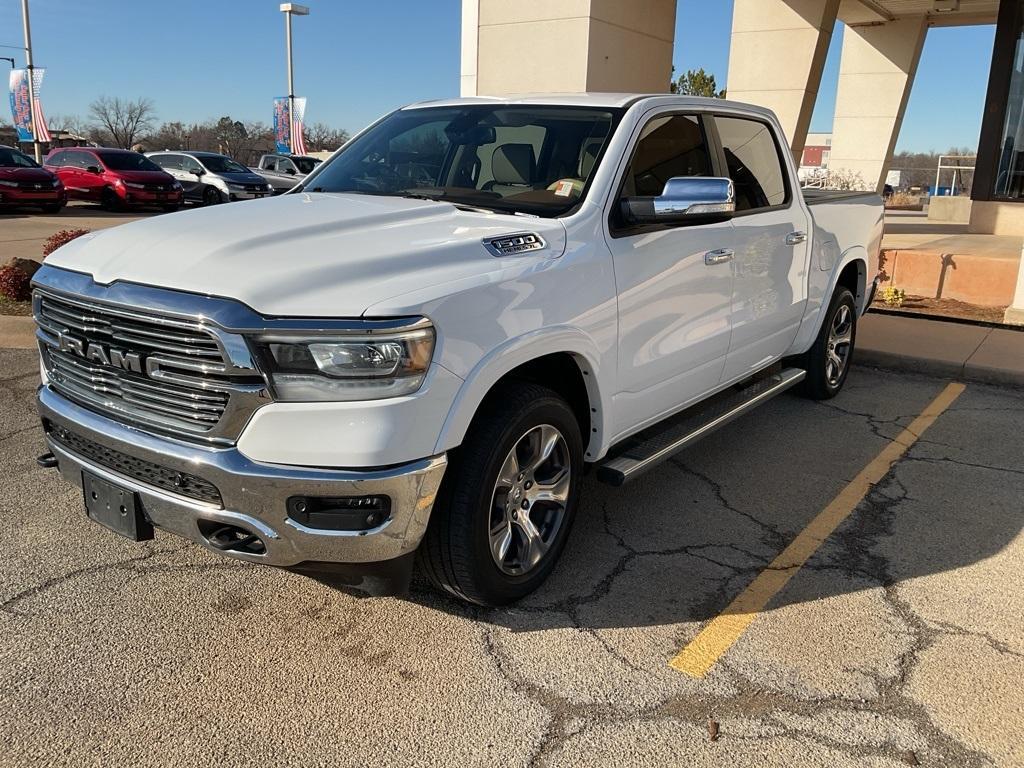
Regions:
[[287, 495, 391, 531]]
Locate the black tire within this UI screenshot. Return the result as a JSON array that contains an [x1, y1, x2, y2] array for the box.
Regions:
[[203, 186, 222, 206], [101, 188, 122, 211], [797, 287, 857, 400], [419, 382, 584, 606]]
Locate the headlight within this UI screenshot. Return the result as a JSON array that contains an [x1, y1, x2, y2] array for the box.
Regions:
[[123, 181, 145, 189], [227, 183, 246, 191], [254, 323, 435, 402], [0, 180, 17, 188]]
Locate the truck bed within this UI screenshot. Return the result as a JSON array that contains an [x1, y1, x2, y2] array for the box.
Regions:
[[801, 188, 880, 205]]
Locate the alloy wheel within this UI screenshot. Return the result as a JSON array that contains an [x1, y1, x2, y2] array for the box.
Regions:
[[488, 424, 571, 576], [825, 303, 853, 386]]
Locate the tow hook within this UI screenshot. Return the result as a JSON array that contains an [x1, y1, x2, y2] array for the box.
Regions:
[[203, 523, 267, 555], [36, 453, 59, 469]]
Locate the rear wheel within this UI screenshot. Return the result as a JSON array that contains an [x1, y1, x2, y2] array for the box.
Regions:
[[419, 382, 583, 606], [797, 287, 857, 400], [203, 186, 221, 206]]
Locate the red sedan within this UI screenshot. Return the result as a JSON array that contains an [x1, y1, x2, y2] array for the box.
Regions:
[[44, 147, 183, 211], [0, 145, 66, 213]]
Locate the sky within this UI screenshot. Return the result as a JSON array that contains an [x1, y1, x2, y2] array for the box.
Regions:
[[0, 0, 997, 153]]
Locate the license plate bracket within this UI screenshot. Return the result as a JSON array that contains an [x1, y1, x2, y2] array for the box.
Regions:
[[83, 471, 153, 541]]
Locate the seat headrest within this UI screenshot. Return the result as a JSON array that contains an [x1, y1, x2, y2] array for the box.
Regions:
[[578, 138, 603, 178], [492, 143, 536, 185]]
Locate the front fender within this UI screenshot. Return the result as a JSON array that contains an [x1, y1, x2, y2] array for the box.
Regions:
[[434, 326, 610, 461]]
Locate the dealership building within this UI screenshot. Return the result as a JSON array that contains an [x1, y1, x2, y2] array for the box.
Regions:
[[461, 0, 1024, 320], [461, 0, 1022, 234]]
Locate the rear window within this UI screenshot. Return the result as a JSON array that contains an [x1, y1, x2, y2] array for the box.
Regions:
[[715, 116, 788, 211]]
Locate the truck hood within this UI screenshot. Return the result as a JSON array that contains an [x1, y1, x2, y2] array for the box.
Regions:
[[44, 192, 567, 318]]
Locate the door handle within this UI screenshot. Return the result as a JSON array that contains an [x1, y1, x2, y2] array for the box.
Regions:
[[704, 248, 734, 265], [785, 231, 807, 246]]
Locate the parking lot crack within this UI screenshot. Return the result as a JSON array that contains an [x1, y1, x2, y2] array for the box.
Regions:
[[669, 460, 788, 548], [0, 548, 165, 614]]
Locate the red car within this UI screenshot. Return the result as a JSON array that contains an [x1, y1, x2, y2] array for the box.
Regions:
[[0, 144, 66, 213], [44, 147, 183, 211]]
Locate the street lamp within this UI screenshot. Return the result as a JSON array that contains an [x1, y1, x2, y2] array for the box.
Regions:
[[20, 0, 42, 162], [280, 3, 309, 154], [1, 57, 14, 69]]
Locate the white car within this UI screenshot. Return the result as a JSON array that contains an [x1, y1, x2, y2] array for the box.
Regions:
[[32, 94, 882, 605]]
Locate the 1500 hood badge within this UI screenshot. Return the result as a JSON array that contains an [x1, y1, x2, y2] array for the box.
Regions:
[[483, 232, 546, 257]]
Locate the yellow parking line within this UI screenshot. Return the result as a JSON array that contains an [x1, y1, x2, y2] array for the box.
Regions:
[[669, 381, 966, 678]]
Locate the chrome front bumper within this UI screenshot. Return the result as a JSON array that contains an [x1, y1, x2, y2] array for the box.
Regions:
[[37, 386, 447, 568]]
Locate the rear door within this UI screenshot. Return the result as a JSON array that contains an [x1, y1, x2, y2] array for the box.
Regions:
[[604, 110, 735, 439], [711, 114, 811, 382]]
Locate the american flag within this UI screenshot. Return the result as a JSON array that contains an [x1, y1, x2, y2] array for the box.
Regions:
[[290, 96, 307, 155], [31, 69, 51, 144]]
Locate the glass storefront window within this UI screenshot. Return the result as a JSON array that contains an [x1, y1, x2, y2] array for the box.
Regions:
[[994, 13, 1024, 198]]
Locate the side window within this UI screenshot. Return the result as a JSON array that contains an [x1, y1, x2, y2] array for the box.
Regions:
[[715, 116, 788, 211], [156, 154, 183, 170], [183, 156, 203, 174], [622, 114, 712, 197], [47, 150, 66, 166], [66, 151, 87, 169]]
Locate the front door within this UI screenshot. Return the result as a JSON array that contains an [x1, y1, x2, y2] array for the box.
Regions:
[[604, 111, 735, 440], [712, 115, 810, 382]]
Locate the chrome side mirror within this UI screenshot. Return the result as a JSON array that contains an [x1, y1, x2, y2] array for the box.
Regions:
[[621, 176, 735, 225]]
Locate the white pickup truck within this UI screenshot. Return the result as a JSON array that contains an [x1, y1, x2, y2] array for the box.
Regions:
[[32, 94, 882, 605]]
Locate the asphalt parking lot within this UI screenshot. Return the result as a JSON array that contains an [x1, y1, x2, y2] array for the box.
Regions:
[[1, 202, 159, 262], [1, 348, 1021, 767]]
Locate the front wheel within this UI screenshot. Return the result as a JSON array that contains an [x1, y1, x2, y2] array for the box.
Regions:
[[203, 186, 222, 206], [419, 382, 583, 606], [797, 287, 857, 399], [101, 188, 122, 211]]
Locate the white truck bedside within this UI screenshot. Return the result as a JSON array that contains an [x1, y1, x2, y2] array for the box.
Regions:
[[31, 94, 883, 605]]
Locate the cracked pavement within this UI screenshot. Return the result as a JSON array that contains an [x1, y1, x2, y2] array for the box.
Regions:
[[1, 347, 1021, 767]]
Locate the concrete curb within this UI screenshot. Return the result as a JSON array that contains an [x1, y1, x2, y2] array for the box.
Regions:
[[857, 313, 1024, 388], [0, 316, 35, 350]]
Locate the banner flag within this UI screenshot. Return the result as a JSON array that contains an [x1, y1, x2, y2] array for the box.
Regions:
[[273, 97, 290, 154], [290, 97, 307, 155], [8, 68, 50, 143], [31, 69, 51, 143], [9, 69, 32, 142]]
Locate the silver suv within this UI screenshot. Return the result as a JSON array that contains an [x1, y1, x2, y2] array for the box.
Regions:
[[147, 151, 273, 205]]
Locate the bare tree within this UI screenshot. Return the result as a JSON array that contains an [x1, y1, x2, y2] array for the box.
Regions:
[[304, 122, 350, 152], [88, 96, 156, 149]]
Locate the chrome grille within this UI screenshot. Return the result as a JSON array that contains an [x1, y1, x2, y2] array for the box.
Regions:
[[37, 294, 223, 360], [34, 290, 254, 441]]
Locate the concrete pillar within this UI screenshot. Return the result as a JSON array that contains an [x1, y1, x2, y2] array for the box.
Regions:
[[460, 0, 675, 96], [726, 0, 840, 158], [1006, 247, 1024, 325], [828, 17, 928, 193]]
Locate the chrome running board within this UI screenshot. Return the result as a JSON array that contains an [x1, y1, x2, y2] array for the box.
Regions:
[[595, 367, 806, 487]]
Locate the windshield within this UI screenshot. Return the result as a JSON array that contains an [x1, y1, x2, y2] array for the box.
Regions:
[[98, 152, 162, 172], [198, 155, 250, 174], [304, 105, 621, 217], [293, 156, 320, 174], [0, 147, 39, 168]]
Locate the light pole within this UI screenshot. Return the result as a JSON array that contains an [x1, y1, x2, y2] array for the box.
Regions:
[[280, 3, 309, 155], [20, 0, 41, 162]]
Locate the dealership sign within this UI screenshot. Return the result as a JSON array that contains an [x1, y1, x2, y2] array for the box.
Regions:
[[8, 68, 51, 143], [272, 96, 307, 155]]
